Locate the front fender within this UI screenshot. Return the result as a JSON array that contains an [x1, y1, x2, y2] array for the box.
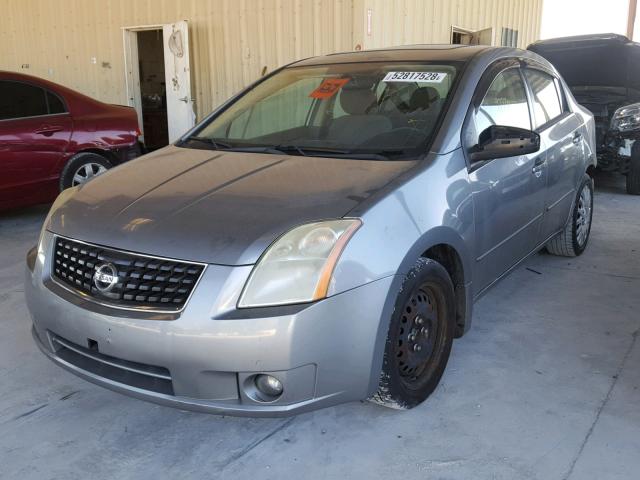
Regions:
[[327, 151, 475, 397], [363, 227, 474, 396], [330, 151, 474, 299]]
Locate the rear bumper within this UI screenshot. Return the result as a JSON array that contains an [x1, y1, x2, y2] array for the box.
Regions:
[[113, 141, 143, 164], [25, 232, 395, 416]]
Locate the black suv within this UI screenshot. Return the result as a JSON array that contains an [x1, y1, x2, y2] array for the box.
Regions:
[[529, 34, 640, 194]]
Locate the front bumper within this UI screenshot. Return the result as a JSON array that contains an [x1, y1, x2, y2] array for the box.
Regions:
[[597, 137, 637, 173], [25, 232, 395, 417]]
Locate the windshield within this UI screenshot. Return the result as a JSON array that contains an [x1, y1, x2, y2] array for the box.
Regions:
[[182, 61, 460, 160]]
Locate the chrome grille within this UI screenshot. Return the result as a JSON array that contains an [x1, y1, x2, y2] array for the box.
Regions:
[[52, 236, 205, 311]]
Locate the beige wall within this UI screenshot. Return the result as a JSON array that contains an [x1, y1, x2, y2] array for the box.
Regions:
[[0, 0, 542, 121], [357, 0, 542, 50]]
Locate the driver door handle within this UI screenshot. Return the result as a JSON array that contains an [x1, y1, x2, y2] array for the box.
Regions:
[[572, 131, 582, 144], [532, 156, 545, 178]]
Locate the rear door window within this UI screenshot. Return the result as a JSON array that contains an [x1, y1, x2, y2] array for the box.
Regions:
[[46, 90, 66, 115], [523, 69, 563, 128], [0, 81, 48, 120], [0, 81, 66, 120]]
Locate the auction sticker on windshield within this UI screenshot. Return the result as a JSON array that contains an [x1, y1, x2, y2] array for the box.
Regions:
[[309, 78, 351, 99], [383, 72, 447, 83]]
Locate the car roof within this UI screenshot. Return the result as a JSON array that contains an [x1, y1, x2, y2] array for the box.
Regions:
[[291, 44, 499, 66], [0, 70, 114, 115], [0, 70, 60, 85], [0, 70, 79, 98]]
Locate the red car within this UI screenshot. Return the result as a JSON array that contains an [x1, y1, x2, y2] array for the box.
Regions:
[[0, 71, 141, 211]]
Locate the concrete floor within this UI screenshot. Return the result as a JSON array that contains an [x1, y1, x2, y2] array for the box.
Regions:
[[0, 172, 638, 480]]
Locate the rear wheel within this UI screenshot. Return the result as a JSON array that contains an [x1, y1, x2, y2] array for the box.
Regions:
[[546, 174, 594, 257], [370, 258, 455, 410], [626, 142, 640, 195], [59, 152, 112, 191]]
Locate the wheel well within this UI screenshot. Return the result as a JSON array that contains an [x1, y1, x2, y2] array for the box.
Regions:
[[422, 244, 466, 337], [59, 149, 117, 189], [75, 148, 117, 164], [586, 164, 596, 178]]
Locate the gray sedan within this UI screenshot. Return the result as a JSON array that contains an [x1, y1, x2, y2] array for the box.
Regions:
[[25, 45, 596, 416]]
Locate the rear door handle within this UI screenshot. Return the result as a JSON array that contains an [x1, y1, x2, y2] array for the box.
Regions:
[[35, 125, 64, 136], [572, 131, 582, 144]]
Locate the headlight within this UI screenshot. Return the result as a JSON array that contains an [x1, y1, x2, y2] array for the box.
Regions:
[[36, 226, 47, 265], [34, 187, 76, 266], [238, 219, 362, 308], [611, 103, 640, 132]]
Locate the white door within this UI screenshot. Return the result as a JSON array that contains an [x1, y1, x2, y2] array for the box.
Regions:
[[123, 29, 143, 139], [163, 21, 195, 142], [471, 27, 494, 46]]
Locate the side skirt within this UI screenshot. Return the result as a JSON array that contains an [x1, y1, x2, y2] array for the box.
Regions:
[[472, 229, 563, 302]]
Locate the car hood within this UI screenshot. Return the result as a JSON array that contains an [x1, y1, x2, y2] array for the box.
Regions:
[[47, 146, 415, 265], [528, 35, 640, 93]]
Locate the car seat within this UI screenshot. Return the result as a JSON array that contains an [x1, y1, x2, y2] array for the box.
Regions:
[[328, 86, 392, 145]]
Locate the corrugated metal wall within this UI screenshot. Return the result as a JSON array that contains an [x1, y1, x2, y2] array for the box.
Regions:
[[358, 0, 542, 50], [0, 0, 542, 121], [0, 0, 356, 120]]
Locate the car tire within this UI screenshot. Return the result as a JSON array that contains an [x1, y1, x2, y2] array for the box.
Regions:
[[546, 173, 594, 257], [626, 142, 640, 195], [370, 257, 455, 410], [59, 152, 112, 191]]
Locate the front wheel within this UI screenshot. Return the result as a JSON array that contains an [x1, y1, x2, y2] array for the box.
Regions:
[[370, 258, 455, 410], [546, 173, 594, 257]]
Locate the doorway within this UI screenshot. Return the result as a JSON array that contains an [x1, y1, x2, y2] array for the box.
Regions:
[[123, 21, 195, 149], [137, 30, 168, 150], [451, 26, 494, 45]]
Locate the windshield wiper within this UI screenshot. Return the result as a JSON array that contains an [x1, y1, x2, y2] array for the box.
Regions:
[[290, 146, 395, 160], [273, 144, 309, 156], [224, 145, 307, 157], [186, 139, 391, 160], [275, 145, 347, 156], [216, 144, 335, 157], [221, 146, 290, 155], [186, 136, 234, 150], [276, 145, 391, 160]]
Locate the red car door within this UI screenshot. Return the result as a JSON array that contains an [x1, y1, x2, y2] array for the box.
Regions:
[[0, 80, 73, 210]]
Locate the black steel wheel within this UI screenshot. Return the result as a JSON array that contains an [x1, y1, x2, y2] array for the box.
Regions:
[[395, 285, 442, 383], [371, 257, 455, 409]]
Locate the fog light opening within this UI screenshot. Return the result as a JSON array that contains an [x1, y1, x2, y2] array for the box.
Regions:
[[247, 374, 284, 402], [255, 374, 283, 396]]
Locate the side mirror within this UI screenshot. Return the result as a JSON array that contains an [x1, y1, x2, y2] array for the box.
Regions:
[[469, 125, 540, 162]]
